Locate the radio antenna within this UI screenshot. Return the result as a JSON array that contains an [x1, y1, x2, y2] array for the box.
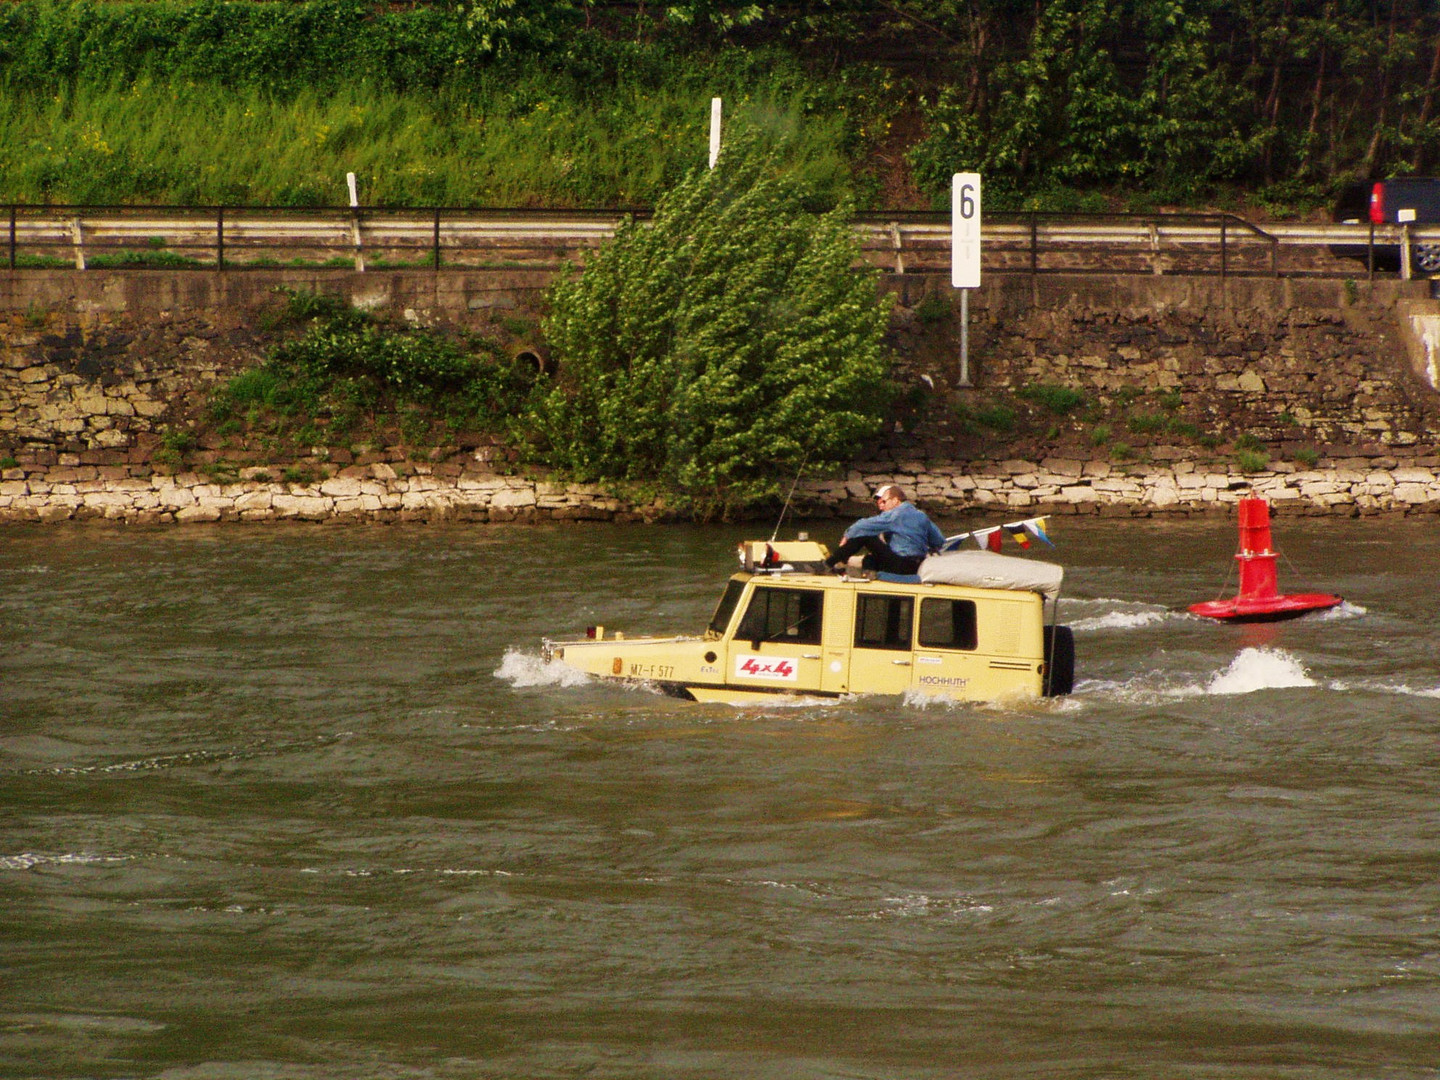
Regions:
[[769, 451, 810, 543]]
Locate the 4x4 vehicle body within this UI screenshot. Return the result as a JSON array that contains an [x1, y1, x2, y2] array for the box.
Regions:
[[1332, 178, 1440, 272], [541, 540, 1075, 704]]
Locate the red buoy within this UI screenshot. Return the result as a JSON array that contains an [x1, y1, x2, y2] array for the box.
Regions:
[[1188, 496, 1343, 622]]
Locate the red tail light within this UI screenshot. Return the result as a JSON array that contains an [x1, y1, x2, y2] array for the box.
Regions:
[[1370, 181, 1384, 224]]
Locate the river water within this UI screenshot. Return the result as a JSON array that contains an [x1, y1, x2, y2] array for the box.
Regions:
[[3, 517, 1439, 1079]]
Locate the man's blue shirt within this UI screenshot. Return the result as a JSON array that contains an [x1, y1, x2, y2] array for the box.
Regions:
[[843, 501, 945, 559]]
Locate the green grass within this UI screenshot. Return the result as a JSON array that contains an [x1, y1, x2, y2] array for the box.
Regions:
[[11, 253, 70, 268], [88, 249, 206, 268], [282, 464, 321, 486], [1016, 383, 1087, 415], [1126, 411, 1169, 434], [1235, 448, 1270, 473], [0, 69, 863, 208], [972, 404, 1016, 432]]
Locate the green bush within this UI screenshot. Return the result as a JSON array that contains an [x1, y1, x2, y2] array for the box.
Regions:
[[1235, 448, 1270, 473], [972, 404, 1016, 431], [1126, 412, 1168, 434], [160, 427, 195, 454], [209, 289, 536, 452], [0, 0, 571, 91], [913, 291, 951, 325], [1017, 383, 1086, 415], [528, 133, 893, 515]]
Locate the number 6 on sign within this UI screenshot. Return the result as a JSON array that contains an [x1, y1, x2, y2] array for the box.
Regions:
[[951, 172, 982, 289]]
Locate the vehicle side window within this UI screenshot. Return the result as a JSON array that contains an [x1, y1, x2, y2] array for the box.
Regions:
[[854, 594, 913, 651], [735, 587, 824, 646], [708, 579, 748, 636], [918, 598, 978, 651]]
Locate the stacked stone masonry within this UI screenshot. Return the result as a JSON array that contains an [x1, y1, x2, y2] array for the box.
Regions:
[[4, 459, 1439, 523], [3, 268, 1440, 523]]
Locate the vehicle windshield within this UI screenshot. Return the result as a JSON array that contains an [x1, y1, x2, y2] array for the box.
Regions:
[[707, 579, 747, 637]]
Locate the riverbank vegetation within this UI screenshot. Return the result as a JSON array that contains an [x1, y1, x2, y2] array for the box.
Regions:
[[528, 136, 891, 513], [201, 287, 541, 467], [2, 0, 1439, 213], [196, 140, 891, 514], [0, 49, 867, 208]]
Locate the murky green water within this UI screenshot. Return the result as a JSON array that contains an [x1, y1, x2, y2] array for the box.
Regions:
[[4, 518, 1439, 1079]]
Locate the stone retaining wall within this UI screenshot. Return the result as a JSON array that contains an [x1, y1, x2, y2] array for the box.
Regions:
[[4, 268, 1440, 524], [880, 275, 1440, 466], [5, 457, 1438, 524]]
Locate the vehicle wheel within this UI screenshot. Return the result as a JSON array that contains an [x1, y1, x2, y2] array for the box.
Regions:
[[1416, 244, 1440, 273], [1042, 625, 1075, 696]]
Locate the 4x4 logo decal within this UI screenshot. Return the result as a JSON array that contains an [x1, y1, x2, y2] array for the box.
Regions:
[[735, 656, 798, 680]]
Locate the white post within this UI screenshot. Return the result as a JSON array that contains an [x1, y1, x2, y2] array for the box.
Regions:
[[71, 218, 86, 271], [1400, 211, 1414, 281], [952, 173, 982, 387], [960, 288, 969, 386], [347, 172, 365, 273], [709, 97, 722, 169]]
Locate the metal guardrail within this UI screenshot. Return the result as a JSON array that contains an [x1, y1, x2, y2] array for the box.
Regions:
[[5, 205, 1439, 279]]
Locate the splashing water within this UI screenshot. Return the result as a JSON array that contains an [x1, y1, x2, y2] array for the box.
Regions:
[[1071, 609, 1172, 632], [1205, 647, 1316, 695], [1065, 598, 1180, 633], [494, 648, 592, 689], [1316, 600, 1367, 620]]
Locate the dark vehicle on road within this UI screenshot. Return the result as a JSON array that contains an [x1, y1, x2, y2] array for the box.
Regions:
[[1332, 178, 1440, 273]]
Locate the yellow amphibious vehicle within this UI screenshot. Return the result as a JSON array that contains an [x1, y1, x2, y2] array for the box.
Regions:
[[541, 539, 1075, 704]]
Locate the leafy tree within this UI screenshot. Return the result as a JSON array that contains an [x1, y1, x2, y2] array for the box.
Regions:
[[528, 133, 893, 516]]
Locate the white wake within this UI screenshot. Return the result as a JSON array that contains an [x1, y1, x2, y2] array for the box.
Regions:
[[493, 648, 592, 689], [1204, 647, 1317, 695]]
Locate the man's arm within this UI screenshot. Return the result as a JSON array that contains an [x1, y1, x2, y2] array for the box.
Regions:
[[843, 508, 898, 540]]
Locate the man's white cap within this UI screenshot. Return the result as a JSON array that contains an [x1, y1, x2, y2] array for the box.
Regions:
[[872, 484, 894, 498]]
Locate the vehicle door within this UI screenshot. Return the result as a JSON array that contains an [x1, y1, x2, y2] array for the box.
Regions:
[[819, 587, 854, 694], [848, 590, 917, 696], [726, 584, 826, 693], [910, 595, 985, 699]]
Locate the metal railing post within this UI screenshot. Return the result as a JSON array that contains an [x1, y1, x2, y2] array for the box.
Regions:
[[217, 206, 225, 270], [1029, 212, 1038, 278], [1220, 217, 1227, 279], [351, 206, 365, 273], [1368, 220, 1375, 281], [433, 208, 441, 271], [8, 206, 15, 270]]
